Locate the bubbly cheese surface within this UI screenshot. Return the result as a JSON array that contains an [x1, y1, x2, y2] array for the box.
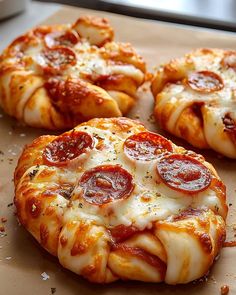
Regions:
[[24, 123, 225, 231]]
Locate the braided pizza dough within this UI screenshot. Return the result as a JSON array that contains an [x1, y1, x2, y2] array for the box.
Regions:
[[151, 48, 236, 158], [0, 16, 145, 129], [14, 117, 227, 284]]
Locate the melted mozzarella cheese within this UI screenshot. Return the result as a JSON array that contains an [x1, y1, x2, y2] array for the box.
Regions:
[[16, 119, 227, 284], [156, 49, 236, 158], [50, 124, 224, 232], [8, 33, 144, 84]]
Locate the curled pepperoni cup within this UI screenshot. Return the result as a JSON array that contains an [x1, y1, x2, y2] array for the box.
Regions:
[[44, 30, 80, 48], [156, 154, 212, 194], [79, 165, 134, 205], [187, 71, 224, 93], [40, 47, 76, 74], [221, 52, 236, 70], [124, 132, 173, 161], [43, 131, 93, 166]]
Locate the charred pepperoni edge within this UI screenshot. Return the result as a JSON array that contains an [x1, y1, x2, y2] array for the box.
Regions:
[[156, 154, 212, 194], [42, 131, 93, 167], [44, 30, 80, 48], [124, 131, 173, 161], [111, 244, 166, 280], [79, 165, 134, 205], [186, 71, 224, 93], [40, 47, 77, 73], [220, 51, 236, 70], [109, 224, 140, 243]]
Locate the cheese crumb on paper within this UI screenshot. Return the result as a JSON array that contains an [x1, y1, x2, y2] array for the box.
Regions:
[[41, 272, 50, 281]]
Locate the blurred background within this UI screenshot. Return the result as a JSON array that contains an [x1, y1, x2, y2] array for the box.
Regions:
[[37, 0, 236, 31], [0, 0, 236, 31]]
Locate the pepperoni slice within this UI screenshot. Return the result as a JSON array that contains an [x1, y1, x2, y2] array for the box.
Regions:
[[40, 47, 76, 74], [79, 165, 134, 205], [187, 71, 224, 93], [221, 52, 236, 70], [43, 131, 93, 166], [124, 132, 173, 161], [156, 154, 212, 194], [44, 30, 80, 48]]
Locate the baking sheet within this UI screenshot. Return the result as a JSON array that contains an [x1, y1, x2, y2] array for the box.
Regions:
[[0, 6, 236, 295]]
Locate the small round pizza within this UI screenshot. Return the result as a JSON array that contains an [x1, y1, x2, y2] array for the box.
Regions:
[[0, 16, 145, 129], [151, 48, 236, 158], [14, 117, 227, 284]]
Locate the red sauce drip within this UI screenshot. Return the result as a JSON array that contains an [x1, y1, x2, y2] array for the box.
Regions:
[[112, 244, 166, 280], [109, 224, 139, 243]]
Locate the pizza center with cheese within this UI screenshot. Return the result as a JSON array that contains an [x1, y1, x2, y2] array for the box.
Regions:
[[14, 118, 227, 284]]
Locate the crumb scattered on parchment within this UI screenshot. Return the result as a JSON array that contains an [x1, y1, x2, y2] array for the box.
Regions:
[[209, 275, 216, 284], [5, 256, 12, 260], [220, 285, 229, 295], [192, 274, 208, 284], [41, 272, 50, 281], [0, 232, 7, 238], [51, 287, 56, 294]]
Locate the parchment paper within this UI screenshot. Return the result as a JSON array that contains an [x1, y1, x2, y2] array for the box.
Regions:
[[0, 6, 236, 295]]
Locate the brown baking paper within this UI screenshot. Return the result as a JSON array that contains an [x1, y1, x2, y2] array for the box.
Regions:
[[0, 6, 236, 295]]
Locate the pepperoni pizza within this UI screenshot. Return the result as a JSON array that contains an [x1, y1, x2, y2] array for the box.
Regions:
[[14, 117, 227, 284], [151, 48, 236, 158], [0, 16, 146, 129]]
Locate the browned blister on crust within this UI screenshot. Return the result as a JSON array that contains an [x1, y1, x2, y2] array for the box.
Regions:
[[151, 48, 236, 158], [0, 16, 146, 129], [14, 117, 227, 284]]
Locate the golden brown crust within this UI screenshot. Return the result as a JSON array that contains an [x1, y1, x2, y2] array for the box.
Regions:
[[14, 135, 55, 185], [151, 48, 236, 158], [0, 16, 146, 129], [14, 117, 227, 284]]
